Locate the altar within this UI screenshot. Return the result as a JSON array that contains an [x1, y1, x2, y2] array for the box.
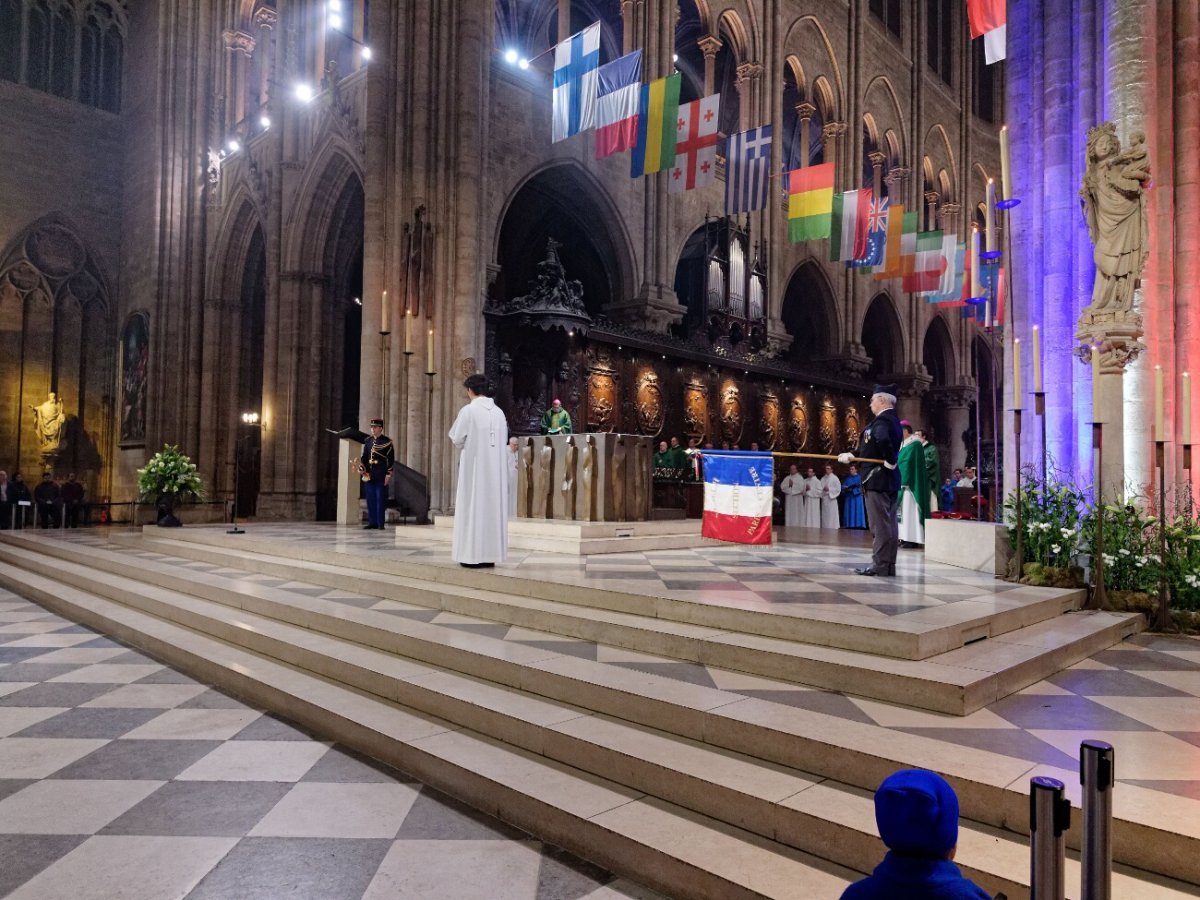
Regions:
[[515, 433, 653, 522]]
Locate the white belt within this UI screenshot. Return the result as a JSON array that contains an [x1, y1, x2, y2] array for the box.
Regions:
[[883, 461, 896, 469]]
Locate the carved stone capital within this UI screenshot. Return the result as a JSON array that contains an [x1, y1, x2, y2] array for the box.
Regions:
[[1076, 291, 1146, 373], [924, 191, 940, 205], [253, 6, 277, 29], [821, 121, 847, 144], [867, 150, 887, 169], [223, 29, 256, 55], [830, 346, 872, 379], [932, 384, 977, 408], [937, 202, 961, 228], [884, 166, 909, 186], [735, 61, 764, 85], [696, 34, 723, 60], [795, 102, 817, 122], [897, 371, 934, 399]]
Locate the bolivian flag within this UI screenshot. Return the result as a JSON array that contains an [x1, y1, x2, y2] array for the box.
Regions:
[[631, 74, 681, 178], [786, 162, 835, 242]]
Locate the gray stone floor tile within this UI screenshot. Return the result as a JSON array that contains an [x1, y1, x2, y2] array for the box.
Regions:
[[135, 668, 201, 685], [0, 779, 35, 802], [0, 663, 86, 682], [102, 780, 293, 837], [177, 688, 256, 709], [0, 682, 118, 707], [1047, 668, 1193, 698], [1090, 648, 1200, 672], [183, 837, 392, 899], [512, 640, 600, 661], [0, 834, 88, 897], [610, 661, 719, 689], [535, 843, 615, 900], [53, 739, 223, 780], [1123, 779, 1200, 801], [737, 688, 879, 725], [0, 647, 60, 664], [395, 786, 527, 840], [14, 707, 163, 739], [987, 693, 1158, 731], [897, 727, 1081, 770], [436, 622, 514, 639], [302, 746, 413, 784], [232, 713, 319, 742]]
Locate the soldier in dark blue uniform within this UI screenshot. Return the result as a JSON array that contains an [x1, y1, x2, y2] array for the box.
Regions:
[[360, 417, 395, 529], [839, 384, 902, 576]]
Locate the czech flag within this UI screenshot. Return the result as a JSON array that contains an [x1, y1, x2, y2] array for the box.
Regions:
[[701, 451, 774, 545], [595, 50, 642, 159]]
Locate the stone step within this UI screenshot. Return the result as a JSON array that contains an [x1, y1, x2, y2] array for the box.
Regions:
[[425, 516, 710, 555], [102, 531, 1136, 716], [0, 547, 1189, 899], [0, 562, 857, 900], [0, 533, 1193, 890], [136, 525, 1084, 660]]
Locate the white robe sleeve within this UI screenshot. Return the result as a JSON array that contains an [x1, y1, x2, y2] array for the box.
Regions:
[[448, 406, 469, 449], [822, 475, 841, 499]]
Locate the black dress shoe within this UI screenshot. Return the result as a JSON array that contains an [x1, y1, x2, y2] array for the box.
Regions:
[[460, 562, 495, 569], [855, 565, 896, 577]]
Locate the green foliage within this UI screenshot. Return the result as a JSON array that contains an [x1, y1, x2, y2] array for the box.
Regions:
[[136, 445, 206, 502], [1003, 466, 1088, 571]]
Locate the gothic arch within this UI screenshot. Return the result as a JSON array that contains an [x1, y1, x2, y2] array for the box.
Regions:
[[861, 292, 906, 379], [782, 14, 844, 120], [863, 75, 907, 164], [208, 189, 265, 301], [924, 123, 958, 196], [922, 315, 956, 386], [780, 259, 840, 362], [495, 160, 637, 314], [282, 139, 364, 273]]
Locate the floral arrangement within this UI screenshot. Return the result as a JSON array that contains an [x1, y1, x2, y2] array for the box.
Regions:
[[136, 444, 206, 501]]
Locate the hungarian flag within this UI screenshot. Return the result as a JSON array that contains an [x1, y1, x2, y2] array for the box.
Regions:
[[631, 74, 681, 177], [786, 162, 835, 242], [873, 203, 906, 279], [701, 451, 774, 545], [850, 196, 889, 270], [830, 189, 872, 263], [668, 93, 721, 193], [968, 0, 1006, 64], [552, 23, 600, 143], [725, 125, 773, 214], [594, 50, 642, 159], [903, 230, 946, 294]]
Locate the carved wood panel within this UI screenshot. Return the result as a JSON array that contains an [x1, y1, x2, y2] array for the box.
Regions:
[[759, 390, 780, 450], [635, 370, 665, 437], [843, 407, 862, 451], [788, 396, 809, 451], [719, 384, 743, 446], [683, 379, 709, 441]]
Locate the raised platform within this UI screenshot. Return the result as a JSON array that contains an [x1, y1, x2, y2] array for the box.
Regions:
[[0, 525, 1192, 900], [418, 516, 708, 555], [927, 518, 1014, 575]]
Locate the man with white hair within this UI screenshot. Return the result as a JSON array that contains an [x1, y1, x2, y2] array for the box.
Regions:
[[839, 384, 903, 576]]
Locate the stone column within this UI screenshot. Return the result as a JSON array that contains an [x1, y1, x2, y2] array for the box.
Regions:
[[896, 375, 933, 431], [937, 201, 961, 238], [558, 0, 570, 41], [884, 166, 910, 208], [1075, 326, 1144, 493], [796, 102, 817, 168], [734, 62, 762, 131], [935, 387, 975, 470], [924, 191, 940, 233], [821, 121, 847, 188], [868, 150, 885, 197], [697, 35, 721, 95]]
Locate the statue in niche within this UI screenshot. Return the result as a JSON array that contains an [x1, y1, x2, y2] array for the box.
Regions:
[[30, 392, 66, 455], [581, 436, 596, 520], [561, 437, 579, 516], [612, 437, 627, 521], [519, 438, 534, 518], [534, 438, 554, 518], [1079, 123, 1150, 316]]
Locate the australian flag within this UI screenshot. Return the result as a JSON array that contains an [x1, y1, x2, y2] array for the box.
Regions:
[[849, 196, 888, 270], [724, 126, 773, 215]]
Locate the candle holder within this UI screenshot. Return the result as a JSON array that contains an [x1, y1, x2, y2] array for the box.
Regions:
[[425, 369, 436, 493], [996, 198, 1022, 210], [1013, 408, 1023, 581], [1089, 422, 1107, 611], [1154, 441, 1171, 631], [379, 331, 391, 432], [981, 250, 1003, 261], [1185, 443, 1193, 473], [1034, 391, 1047, 487]]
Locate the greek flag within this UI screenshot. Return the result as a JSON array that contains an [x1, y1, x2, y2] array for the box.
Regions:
[[724, 126, 773, 215]]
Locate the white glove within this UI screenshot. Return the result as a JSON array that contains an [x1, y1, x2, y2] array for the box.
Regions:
[[837, 452, 853, 464]]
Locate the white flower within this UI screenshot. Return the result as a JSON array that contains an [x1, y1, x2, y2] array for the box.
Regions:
[[1119, 549, 1131, 557], [1102, 554, 1116, 566], [1060, 527, 1075, 537], [1051, 544, 1062, 554]]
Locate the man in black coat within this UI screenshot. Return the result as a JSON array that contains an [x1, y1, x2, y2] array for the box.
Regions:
[[839, 384, 902, 576], [33, 472, 60, 528], [360, 417, 395, 529]]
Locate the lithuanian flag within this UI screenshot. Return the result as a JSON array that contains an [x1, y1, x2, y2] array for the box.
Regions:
[[786, 162, 835, 242], [631, 74, 681, 178]]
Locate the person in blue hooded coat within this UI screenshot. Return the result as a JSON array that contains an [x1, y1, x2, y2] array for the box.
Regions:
[[840, 769, 993, 900]]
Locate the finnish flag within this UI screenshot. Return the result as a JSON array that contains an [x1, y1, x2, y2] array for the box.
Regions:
[[552, 23, 601, 143]]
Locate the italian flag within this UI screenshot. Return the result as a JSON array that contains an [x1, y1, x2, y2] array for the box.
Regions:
[[968, 0, 1006, 64], [904, 230, 946, 294], [829, 189, 872, 262], [787, 162, 835, 242]]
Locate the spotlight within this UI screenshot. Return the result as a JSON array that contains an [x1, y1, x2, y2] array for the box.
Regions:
[[294, 82, 315, 103], [328, 0, 342, 9], [327, 12, 343, 30], [353, 296, 362, 306], [361, 46, 373, 61], [672, 53, 678, 62], [259, 115, 270, 129], [226, 138, 240, 152], [241, 411, 260, 425], [518, 57, 530, 70], [503, 48, 518, 65]]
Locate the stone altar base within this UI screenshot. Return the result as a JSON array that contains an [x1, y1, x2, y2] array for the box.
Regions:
[[926, 518, 1014, 576], [418, 516, 707, 555]]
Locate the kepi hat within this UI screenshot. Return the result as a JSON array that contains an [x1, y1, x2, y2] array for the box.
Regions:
[[369, 417, 384, 427]]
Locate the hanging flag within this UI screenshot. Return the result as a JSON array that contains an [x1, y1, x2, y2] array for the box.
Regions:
[[850, 196, 889, 270], [967, 0, 1006, 64], [873, 203, 906, 279], [896, 211, 920, 280], [903, 230, 946, 294], [830, 189, 872, 262], [669, 93, 721, 193], [552, 22, 601, 143], [786, 162, 835, 242], [927, 237, 963, 301], [725, 125, 773, 214], [594, 50, 642, 159], [701, 451, 774, 545], [631, 74, 681, 177]]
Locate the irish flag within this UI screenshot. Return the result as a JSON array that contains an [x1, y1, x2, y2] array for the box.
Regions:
[[701, 451, 774, 545], [787, 162, 835, 242], [631, 74, 681, 177], [968, 0, 1006, 64], [830, 189, 872, 262], [874, 203, 905, 279]]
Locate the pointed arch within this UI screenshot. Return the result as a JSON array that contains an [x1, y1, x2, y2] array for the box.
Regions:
[[863, 75, 907, 164], [782, 14, 845, 121], [922, 314, 956, 386], [282, 137, 364, 273], [208, 188, 265, 300], [780, 259, 840, 361], [924, 123, 958, 198], [861, 292, 906, 379]]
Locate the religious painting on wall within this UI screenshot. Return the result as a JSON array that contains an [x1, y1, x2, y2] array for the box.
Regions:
[[843, 407, 862, 450], [759, 391, 780, 450], [683, 379, 709, 442], [635, 370, 665, 437], [586, 350, 619, 432], [119, 311, 149, 446], [818, 397, 838, 453], [788, 395, 809, 451], [719, 384, 743, 446]]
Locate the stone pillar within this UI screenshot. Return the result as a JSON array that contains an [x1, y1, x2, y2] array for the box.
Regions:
[[896, 376, 933, 431], [937, 201, 961, 237], [884, 166, 909, 208], [697, 35, 721, 95], [936, 387, 975, 470], [924, 191, 940, 233], [796, 102, 817, 168], [558, 0, 570, 41], [821, 121, 847, 188], [1075, 326, 1144, 494], [868, 150, 885, 197], [734, 62, 762, 131]]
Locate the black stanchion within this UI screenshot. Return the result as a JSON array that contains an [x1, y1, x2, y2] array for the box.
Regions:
[[1030, 776, 1070, 900], [1080, 740, 1115, 900]]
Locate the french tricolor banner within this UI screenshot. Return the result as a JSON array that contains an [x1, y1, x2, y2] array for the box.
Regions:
[[701, 451, 774, 545], [595, 50, 641, 159]]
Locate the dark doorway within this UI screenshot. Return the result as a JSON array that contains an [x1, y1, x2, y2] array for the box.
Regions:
[[236, 226, 266, 517]]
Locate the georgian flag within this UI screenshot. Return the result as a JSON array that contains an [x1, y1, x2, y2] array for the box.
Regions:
[[552, 23, 600, 143], [701, 451, 774, 545], [668, 93, 721, 193], [594, 50, 642, 159]]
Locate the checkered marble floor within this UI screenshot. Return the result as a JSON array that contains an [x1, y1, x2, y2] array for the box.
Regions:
[[53, 530, 1200, 813], [0, 590, 661, 900]]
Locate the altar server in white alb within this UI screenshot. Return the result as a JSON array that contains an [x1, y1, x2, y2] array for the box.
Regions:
[[819, 464, 842, 529], [449, 374, 510, 568], [801, 467, 822, 528], [779, 464, 805, 526]]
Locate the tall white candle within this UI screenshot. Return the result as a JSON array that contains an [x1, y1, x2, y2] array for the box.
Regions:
[[1184, 372, 1192, 444], [1155, 365, 1165, 441], [1000, 126, 1013, 202], [1012, 338, 1022, 408], [1032, 325, 1042, 392], [1092, 345, 1101, 422], [404, 310, 412, 354], [381, 290, 390, 335], [985, 180, 997, 252], [971, 227, 983, 298], [426, 328, 435, 375]]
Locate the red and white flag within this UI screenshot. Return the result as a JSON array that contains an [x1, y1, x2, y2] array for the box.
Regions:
[[594, 50, 642, 159], [668, 93, 721, 193], [967, 0, 1006, 64]]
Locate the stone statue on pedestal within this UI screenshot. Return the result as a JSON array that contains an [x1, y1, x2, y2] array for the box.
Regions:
[[29, 392, 66, 455]]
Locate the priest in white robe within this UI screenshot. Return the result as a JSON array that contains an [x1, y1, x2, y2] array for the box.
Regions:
[[448, 374, 510, 567], [507, 436, 519, 520], [819, 464, 842, 529], [779, 464, 805, 526], [801, 467, 822, 528]]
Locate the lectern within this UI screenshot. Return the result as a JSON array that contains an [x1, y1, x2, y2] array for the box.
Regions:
[[328, 427, 369, 526]]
